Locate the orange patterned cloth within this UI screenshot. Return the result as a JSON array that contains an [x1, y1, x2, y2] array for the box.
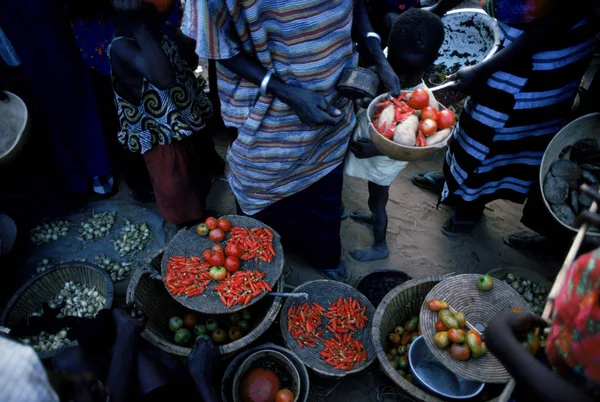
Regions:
[[546, 247, 600, 399]]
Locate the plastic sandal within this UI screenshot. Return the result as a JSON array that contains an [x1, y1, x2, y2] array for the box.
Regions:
[[412, 172, 445, 193]]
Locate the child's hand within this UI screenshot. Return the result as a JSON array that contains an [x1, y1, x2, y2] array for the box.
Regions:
[[351, 139, 382, 158], [485, 311, 548, 354], [448, 64, 491, 94], [374, 59, 401, 98]]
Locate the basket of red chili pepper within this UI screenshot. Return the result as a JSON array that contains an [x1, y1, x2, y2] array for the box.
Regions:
[[280, 280, 377, 377], [161, 215, 284, 314]]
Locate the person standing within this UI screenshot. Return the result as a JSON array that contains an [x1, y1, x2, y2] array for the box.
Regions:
[[412, 0, 599, 236], [182, 0, 399, 280]]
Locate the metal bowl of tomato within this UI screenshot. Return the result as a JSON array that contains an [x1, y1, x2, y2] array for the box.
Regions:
[[408, 335, 485, 400]]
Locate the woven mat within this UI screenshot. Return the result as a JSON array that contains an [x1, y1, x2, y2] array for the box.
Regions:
[[161, 215, 284, 314], [419, 274, 534, 383], [279, 280, 377, 377]]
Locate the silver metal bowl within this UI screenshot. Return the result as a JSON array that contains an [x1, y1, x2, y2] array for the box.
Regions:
[[408, 336, 485, 399]]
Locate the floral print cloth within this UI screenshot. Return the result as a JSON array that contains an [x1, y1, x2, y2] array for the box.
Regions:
[[546, 247, 600, 399]]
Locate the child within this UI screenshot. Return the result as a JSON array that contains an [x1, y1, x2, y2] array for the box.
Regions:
[[344, 9, 445, 261], [108, 0, 213, 225]]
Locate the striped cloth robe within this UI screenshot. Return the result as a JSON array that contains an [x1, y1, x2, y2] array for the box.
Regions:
[[441, 17, 598, 206], [182, 0, 357, 215]]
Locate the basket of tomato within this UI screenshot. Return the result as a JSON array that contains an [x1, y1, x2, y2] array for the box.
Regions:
[[368, 88, 456, 161]]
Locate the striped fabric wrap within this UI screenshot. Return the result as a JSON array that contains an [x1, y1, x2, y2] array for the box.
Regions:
[[441, 17, 597, 206], [183, 0, 358, 215]]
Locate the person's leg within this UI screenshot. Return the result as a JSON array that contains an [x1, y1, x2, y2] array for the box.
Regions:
[[350, 181, 390, 261], [441, 201, 486, 237]]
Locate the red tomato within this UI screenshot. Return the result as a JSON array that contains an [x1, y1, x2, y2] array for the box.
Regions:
[[450, 343, 471, 360], [196, 223, 209, 236], [183, 313, 197, 328], [209, 266, 227, 281], [209, 228, 225, 242], [240, 368, 281, 402], [419, 119, 438, 136], [275, 389, 295, 402], [202, 249, 212, 261], [205, 217, 218, 230], [211, 244, 225, 255], [420, 106, 438, 121], [208, 251, 225, 267], [407, 88, 429, 109], [435, 320, 449, 332], [224, 256, 240, 273], [436, 109, 456, 129], [217, 218, 232, 232], [225, 243, 243, 258]]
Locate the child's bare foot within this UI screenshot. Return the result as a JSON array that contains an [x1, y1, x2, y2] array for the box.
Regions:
[[351, 243, 389, 261], [350, 210, 373, 224]]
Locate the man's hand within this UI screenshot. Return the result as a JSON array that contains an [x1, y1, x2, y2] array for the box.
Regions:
[[486, 312, 548, 353], [112, 303, 145, 335], [448, 64, 491, 94], [351, 139, 382, 159], [285, 88, 343, 126]]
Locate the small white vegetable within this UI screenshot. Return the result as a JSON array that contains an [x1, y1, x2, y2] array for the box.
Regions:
[[393, 115, 419, 146], [425, 128, 451, 146]]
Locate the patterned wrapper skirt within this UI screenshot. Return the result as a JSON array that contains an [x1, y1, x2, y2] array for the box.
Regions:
[[441, 18, 597, 206]]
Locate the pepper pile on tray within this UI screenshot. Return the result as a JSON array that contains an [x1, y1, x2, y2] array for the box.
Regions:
[[214, 270, 272, 308], [164, 256, 211, 297], [320, 333, 368, 371], [227, 227, 276, 263], [287, 302, 325, 349], [287, 296, 369, 371]]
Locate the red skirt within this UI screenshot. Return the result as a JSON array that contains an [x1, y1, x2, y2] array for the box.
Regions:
[[143, 136, 211, 224]]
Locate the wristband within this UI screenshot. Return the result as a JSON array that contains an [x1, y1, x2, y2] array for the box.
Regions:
[[260, 71, 273, 96], [366, 32, 382, 44]]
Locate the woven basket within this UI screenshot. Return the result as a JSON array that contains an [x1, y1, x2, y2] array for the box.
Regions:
[[127, 251, 283, 356], [420, 274, 534, 383], [372, 276, 448, 402], [280, 280, 377, 378], [0, 262, 115, 359], [161, 215, 284, 314]]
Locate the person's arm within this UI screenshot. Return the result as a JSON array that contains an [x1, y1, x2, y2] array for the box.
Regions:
[[353, 0, 400, 96], [449, 2, 596, 93], [187, 338, 220, 402], [219, 53, 343, 126], [486, 312, 594, 402], [166, 21, 199, 69], [105, 307, 145, 402]]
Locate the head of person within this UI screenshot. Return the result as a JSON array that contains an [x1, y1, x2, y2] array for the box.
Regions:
[[386, 9, 445, 80], [143, 0, 177, 21]]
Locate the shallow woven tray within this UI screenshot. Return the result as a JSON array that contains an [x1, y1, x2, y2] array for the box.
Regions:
[[1, 262, 115, 359], [419, 274, 534, 383], [279, 280, 376, 377], [129, 250, 283, 356], [221, 343, 310, 402], [161, 215, 284, 314]]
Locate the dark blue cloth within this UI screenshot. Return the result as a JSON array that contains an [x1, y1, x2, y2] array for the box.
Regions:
[[0, 0, 112, 193]]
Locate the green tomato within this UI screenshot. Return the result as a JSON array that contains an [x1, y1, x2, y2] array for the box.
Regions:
[[206, 318, 219, 332], [194, 323, 207, 336], [168, 316, 184, 332], [238, 319, 249, 330], [389, 359, 399, 369], [478, 274, 494, 291], [195, 334, 211, 341], [404, 317, 419, 332], [242, 310, 252, 321], [398, 356, 408, 370], [174, 328, 192, 345]]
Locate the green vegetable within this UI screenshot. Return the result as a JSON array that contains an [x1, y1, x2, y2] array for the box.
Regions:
[[174, 328, 191, 345], [194, 323, 207, 336], [169, 316, 184, 332], [206, 318, 219, 332]]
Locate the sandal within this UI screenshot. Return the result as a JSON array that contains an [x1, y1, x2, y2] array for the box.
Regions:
[[504, 231, 551, 251], [319, 261, 352, 283], [441, 211, 481, 237], [412, 172, 445, 194]]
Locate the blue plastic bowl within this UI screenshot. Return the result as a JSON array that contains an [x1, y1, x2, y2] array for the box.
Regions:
[[408, 336, 485, 399]]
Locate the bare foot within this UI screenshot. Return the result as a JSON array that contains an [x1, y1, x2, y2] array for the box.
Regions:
[[351, 243, 389, 261], [350, 210, 373, 225]]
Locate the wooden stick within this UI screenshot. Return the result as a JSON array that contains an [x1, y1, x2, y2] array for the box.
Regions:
[[498, 199, 598, 401]]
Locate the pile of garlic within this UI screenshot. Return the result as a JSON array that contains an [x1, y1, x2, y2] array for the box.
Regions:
[[48, 281, 106, 318], [21, 329, 72, 353], [30, 220, 70, 245], [78, 211, 117, 241], [94, 255, 132, 282], [113, 221, 150, 257]]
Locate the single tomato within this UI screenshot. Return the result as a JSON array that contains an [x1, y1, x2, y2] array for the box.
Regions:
[[407, 88, 429, 109], [228, 326, 244, 341], [211, 244, 225, 255], [208, 251, 225, 267], [477, 274, 494, 291], [427, 299, 449, 312], [435, 320, 448, 332], [224, 255, 241, 272], [217, 218, 232, 232], [209, 266, 227, 281], [454, 312, 466, 329], [450, 343, 471, 360], [211, 328, 228, 343], [196, 223, 209, 236], [205, 318, 219, 332], [210, 228, 225, 242], [205, 217, 218, 230], [448, 328, 465, 343], [433, 331, 449, 349], [275, 389, 294, 402], [436, 109, 455, 129], [202, 249, 212, 261], [240, 368, 281, 402], [183, 313, 198, 328], [419, 118, 437, 136], [421, 106, 438, 121], [225, 243, 244, 258]]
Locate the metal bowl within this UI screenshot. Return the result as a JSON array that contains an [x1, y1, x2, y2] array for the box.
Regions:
[[427, 9, 501, 105], [408, 336, 485, 400], [0, 91, 31, 165], [539, 113, 600, 237]]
